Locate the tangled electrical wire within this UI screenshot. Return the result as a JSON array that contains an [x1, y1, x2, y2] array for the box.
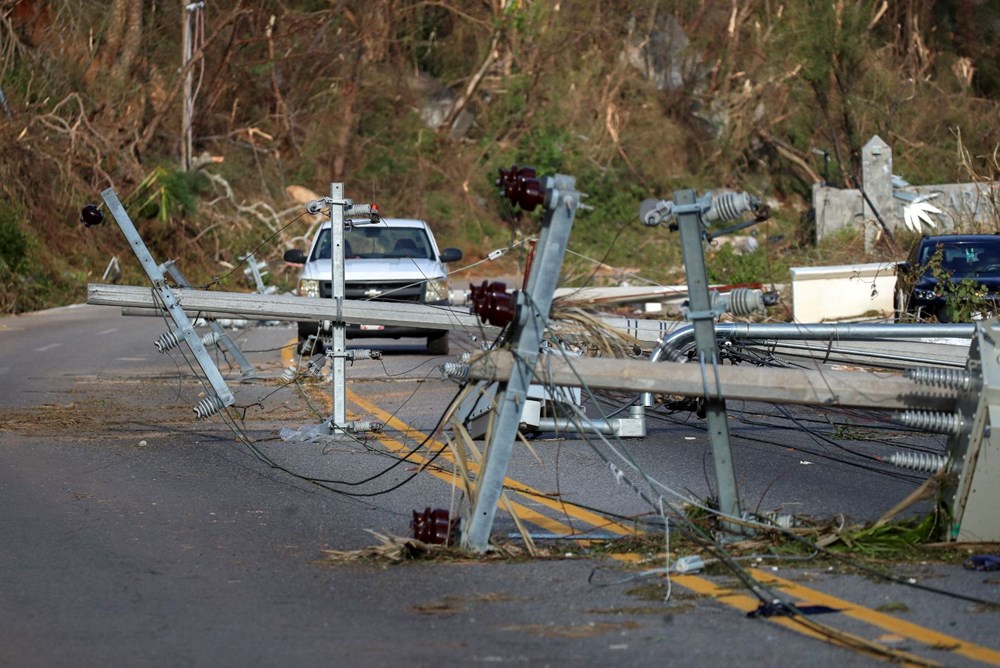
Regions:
[[123, 181, 995, 667]]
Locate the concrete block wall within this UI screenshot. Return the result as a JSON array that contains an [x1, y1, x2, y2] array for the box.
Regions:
[[812, 135, 1000, 243]]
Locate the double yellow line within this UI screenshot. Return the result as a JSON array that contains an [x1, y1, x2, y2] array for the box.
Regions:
[[356, 393, 1000, 666], [282, 342, 1000, 665]]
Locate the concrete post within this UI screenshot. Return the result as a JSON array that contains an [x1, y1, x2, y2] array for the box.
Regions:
[[861, 136, 894, 249]]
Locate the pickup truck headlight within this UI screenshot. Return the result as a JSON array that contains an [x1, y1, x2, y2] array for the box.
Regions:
[[298, 278, 320, 298], [424, 278, 449, 302]]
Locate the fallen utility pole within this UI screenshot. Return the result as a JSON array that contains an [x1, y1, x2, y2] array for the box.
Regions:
[[87, 189, 235, 419], [463, 351, 960, 412], [161, 259, 257, 381], [88, 283, 487, 333], [462, 169, 582, 553]]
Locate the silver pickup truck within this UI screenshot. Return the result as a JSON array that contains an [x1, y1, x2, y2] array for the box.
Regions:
[[283, 217, 463, 355]]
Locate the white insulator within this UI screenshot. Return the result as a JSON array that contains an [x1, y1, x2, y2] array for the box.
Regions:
[[344, 204, 375, 218], [282, 364, 298, 382], [348, 349, 381, 361], [727, 288, 765, 316], [705, 192, 754, 224], [894, 410, 964, 435], [441, 362, 470, 380], [347, 420, 382, 434], [201, 330, 222, 348], [193, 395, 226, 419], [903, 367, 973, 391], [888, 451, 952, 474], [154, 328, 183, 353]]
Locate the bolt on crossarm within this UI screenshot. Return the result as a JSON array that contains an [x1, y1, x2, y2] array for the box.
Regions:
[[462, 167, 582, 553]]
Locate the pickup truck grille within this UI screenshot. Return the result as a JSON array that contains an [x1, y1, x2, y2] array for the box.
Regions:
[[320, 280, 424, 303]]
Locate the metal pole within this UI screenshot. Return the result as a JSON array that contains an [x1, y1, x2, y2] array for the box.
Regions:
[[329, 183, 348, 432], [463, 175, 580, 552], [673, 189, 741, 523], [162, 260, 257, 380], [101, 188, 233, 416]]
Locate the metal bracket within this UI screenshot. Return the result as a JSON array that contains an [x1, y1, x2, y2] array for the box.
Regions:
[[161, 260, 257, 381], [941, 323, 1000, 541]]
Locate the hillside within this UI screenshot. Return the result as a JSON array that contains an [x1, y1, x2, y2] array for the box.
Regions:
[[2, 0, 1000, 313]]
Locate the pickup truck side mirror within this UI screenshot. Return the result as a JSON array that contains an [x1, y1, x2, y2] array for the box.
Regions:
[[440, 248, 463, 263], [283, 248, 307, 265]]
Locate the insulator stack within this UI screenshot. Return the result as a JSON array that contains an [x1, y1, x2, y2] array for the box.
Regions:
[[154, 328, 220, 353], [893, 410, 964, 435], [441, 362, 470, 380], [154, 329, 183, 353], [201, 330, 222, 348], [306, 355, 328, 378], [193, 395, 226, 419], [903, 367, 973, 391], [887, 451, 952, 474], [347, 349, 382, 361], [469, 280, 515, 327], [281, 364, 298, 382], [411, 507, 458, 545], [496, 165, 545, 212], [705, 192, 755, 223], [347, 420, 382, 434], [727, 288, 765, 316]]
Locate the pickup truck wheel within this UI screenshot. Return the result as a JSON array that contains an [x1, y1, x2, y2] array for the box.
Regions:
[[297, 322, 324, 355], [426, 332, 449, 356]]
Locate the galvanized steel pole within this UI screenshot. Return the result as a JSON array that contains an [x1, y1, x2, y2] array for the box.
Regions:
[[673, 189, 741, 523], [463, 175, 580, 553]]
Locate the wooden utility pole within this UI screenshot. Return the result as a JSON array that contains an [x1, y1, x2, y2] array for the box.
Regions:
[[181, 2, 203, 171]]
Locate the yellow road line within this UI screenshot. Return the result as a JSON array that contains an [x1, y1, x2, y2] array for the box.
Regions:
[[280, 343, 579, 535], [350, 419, 579, 536], [346, 387, 637, 537], [748, 568, 1000, 666], [667, 570, 942, 666], [285, 343, 1000, 665]]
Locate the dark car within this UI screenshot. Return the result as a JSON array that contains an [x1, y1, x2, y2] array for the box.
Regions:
[[894, 234, 1000, 322]]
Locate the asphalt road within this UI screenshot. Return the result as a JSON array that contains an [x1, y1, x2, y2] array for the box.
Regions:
[[2, 303, 999, 667]]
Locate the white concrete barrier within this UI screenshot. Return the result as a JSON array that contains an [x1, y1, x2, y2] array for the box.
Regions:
[[790, 262, 898, 322]]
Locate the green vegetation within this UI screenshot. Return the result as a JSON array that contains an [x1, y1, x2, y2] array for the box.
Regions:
[[2, 1, 1000, 312]]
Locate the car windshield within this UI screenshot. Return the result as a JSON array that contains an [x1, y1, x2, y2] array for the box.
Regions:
[[918, 241, 1000, 276], [310, 226, 434, 261]]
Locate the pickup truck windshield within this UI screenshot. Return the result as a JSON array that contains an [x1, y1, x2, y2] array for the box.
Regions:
[[310, 226, 434, 261]]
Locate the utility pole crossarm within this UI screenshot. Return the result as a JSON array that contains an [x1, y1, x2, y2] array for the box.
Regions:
[[466, 351, 959, 412], [87, 284, 488, 332]]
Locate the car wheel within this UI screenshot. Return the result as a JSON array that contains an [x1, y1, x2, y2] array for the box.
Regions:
[[298, 320, 319, 342], [426, 332, 449, 356], [297, 322, 325, 355]]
